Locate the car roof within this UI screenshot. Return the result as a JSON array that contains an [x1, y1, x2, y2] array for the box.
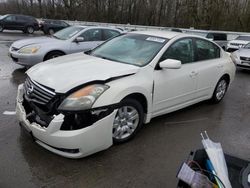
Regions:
[[8, 14, 34, 18], [131, 30, 185, 39], [239, 35, 250, 37], [44, 19, 64, 22], [85, 26, 121, 30]]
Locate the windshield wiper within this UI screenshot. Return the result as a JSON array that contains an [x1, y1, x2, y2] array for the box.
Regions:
[[92, 54, 113, 61], [92, 54, 130, 65]]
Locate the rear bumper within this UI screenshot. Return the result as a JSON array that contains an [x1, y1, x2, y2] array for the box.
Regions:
[[16, 84, 115, 158]]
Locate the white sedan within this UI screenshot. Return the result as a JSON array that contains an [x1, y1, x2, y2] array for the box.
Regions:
[[16, 31, 236, 158]]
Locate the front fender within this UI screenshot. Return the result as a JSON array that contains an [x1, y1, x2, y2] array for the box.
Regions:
[[92, 72, 154, 122]]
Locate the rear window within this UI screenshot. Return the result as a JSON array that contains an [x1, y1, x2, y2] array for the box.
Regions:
[[207, 33, 227, 41]]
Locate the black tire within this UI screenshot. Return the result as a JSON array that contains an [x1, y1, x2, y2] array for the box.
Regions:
[[44, 51, 65, 61], [113, 98, 144, 144], [48, 28, 54, 35], [210, 77, 229, 103], [26, 26, 34, 34], [0, 25, 3, 32]]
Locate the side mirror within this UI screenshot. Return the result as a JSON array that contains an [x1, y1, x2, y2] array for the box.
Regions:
[[84, 50, 92, 55], [159, 59, 181, 69], [75, 37, 84, 43]]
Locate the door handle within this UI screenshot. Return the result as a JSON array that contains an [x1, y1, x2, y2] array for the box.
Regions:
[[189, 71, 198, 77], [217, 64, 223, 68]]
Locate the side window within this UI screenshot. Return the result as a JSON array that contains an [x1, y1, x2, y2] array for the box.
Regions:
[[55, 21, 62, 25], [60, 21, 67, 27], [80, 29, 102, 41], [103, 29, 120, 40], [195, 39, 220, 61], [5, 15, 15, 21], [18, 16, 28, 22], [206, 33, 214, 40], [160, 38, 194, 64]]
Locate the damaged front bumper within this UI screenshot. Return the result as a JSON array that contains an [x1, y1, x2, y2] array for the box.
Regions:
[[16, 84, 116, 158]]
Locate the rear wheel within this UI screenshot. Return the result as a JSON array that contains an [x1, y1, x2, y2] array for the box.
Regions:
[[26, 26, 34, 34], [113, 98, 144, 143], [211, 77, 229, 103], [44, 51, 65, 61], [48, 28, 54, 35]]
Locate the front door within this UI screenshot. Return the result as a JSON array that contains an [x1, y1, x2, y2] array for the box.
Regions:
[[152, 38, 198, 117], [70, 28, 103, 53]]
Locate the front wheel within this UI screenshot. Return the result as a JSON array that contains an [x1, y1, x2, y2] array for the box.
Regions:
[[44, 51, 65, 61], [113, 98, 144, 143], [0, 25, 3, 32], [211, 77, 229, 103]]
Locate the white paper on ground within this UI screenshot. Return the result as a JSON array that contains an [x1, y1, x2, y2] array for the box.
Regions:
[[3, 111, 16, 115]]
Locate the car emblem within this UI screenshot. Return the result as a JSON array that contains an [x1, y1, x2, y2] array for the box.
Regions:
[[27, 85, 34, 95]]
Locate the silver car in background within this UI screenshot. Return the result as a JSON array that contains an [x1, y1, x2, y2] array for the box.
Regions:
[[227, 35, 250, 52], [9, 26, 122, 67], [231, 42, 250, 69]]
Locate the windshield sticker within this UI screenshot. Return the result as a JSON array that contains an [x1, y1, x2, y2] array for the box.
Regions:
[[146, 37, 166, 43]]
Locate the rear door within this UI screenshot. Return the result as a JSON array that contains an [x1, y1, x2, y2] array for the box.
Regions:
[[193, 38, 223, 99], [70, 28, 102, 53], [102, 29, 120, 41], [54, 21, 64, 32], [15, 16, 27, 30]]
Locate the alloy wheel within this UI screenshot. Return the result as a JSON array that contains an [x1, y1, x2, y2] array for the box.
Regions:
[[215, 79, 227, 101], [113, 106, 139, 140], [48, 29, 54, 35], [27, 26, 34, 34]]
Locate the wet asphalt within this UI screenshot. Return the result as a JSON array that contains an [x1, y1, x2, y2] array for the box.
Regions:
[[0, 31, 250, 188]]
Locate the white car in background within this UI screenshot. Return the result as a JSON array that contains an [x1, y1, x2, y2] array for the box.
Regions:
[[16, 31, 235, 158], [227, 35, 250, 52], [231, 42, 250, 69], [9, 26, 121, 67]]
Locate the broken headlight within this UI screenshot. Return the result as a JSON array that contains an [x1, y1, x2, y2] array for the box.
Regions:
[[58, 84, 109, 111]]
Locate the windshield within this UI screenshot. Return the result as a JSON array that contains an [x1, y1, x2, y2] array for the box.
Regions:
[[235, 36, 250, 41], [91, 34, 168, 67], [0, 15, 8, 20], [244, 43, 250, 49], [53, 26, 83, 40]]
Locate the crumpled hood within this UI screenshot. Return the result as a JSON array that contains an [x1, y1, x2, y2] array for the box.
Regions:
[[12, 36, 60, 49], [237, 48, 250, 57], [27, 53, 139, 93]]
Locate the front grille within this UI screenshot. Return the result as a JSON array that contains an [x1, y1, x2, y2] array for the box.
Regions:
[[24, 77, 56, 105], [240, 56, 250, 61]]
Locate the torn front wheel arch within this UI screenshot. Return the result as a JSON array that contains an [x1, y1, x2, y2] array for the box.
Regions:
[[60, 103, 120, 131]]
